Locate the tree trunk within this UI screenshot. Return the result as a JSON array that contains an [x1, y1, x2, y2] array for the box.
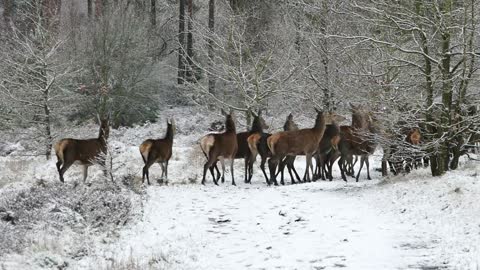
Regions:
[[87, 0, 93, 18], [3, 0, 14, 27], [177, 0, 186, 84], [44, 88, 52, 160], [186, 0, 194, 82], [150, 0, 156, 26], [207, 0, 215, 97], [95, 0, 103, 18]]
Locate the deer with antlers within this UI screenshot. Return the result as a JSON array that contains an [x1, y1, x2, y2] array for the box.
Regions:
[[54, 115, 110, 183], [200, 110, 238, 185], [139, 119, 175, 185]]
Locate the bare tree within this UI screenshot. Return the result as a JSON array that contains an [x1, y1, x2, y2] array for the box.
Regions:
[[178, 0, 186, 84], [208, 0, 215, 96], [0, 0, 74, 159]]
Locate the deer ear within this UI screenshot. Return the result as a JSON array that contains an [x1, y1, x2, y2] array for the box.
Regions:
[[315, 108, 321, 114], [171, 118, 175, 127], [257, 109, 262, 116], [221, 108, 227, 116]]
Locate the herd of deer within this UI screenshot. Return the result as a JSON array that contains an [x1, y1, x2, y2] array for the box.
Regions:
[[53, 104, 424, 185]]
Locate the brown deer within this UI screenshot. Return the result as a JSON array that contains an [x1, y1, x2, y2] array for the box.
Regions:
[[275, 113, 302, 185], [248, 113, 301, 185], [267, 109, 328, 185], [202, 110, 268, 184], [54, 116, 110, 183], [139, 119, 175, 185], [337, 105, 378, 182], [313, 122, 342, 181], [278, 113, 345, 184], [236, 110, 268, 183], [200, 110, 238, 185]]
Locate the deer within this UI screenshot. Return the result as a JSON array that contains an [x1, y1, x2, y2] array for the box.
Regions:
[[54, 115, 110, 183], [267, 109, 328, 185], [337, 105, 378, 182], [313, 122, 342, 181], [139, 119, 175, 185], [236, 110, 268, 183], [248, 113, 302, 185], [202, 110, 268, 184], [386, 127, 423, 175], [277, 113, 346, 184], [200, 110, 238, 185], [248, 113, 301, 184], [274, 114, 304, 185]]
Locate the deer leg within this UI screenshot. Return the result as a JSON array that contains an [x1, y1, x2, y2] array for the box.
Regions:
[[268, 157, 279, 186], [247, 158, 254, 184], [351, 156, 358, 177], [159, 162, 165, 180], [142, 159, 156, 185], [59, 161, 73, 183], [219, 157, 226, 183], [305, 154, 313, 182], [230, 158, 236, 186], [280, 158, 287, 185], [355, 156, 365, 182], [202, 157, 217, 185], [165, 160, 169, 185], [327, 159, 334, 181], [287, 159, 296, 185], [83, 165, 89, 183], [260, 157, 270, 185], [56, 160, 62, 173], [365, 156, 371, 180], [244, 157, 248, 183], [290, 159, 301, 183], [208, 161, 218, 182], [339, 156, 347, 182]]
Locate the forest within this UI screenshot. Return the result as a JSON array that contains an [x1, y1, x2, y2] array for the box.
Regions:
[[1, 0, 480, 269]]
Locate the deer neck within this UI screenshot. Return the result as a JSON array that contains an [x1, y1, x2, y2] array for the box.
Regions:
[[165, 126, 174, 141], [225, 119, 236, 134], [312, 118, 327, 140], [250, 118, 263, 134]]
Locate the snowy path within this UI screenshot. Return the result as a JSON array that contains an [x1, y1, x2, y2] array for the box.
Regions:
[[92, 181, 429, 270]]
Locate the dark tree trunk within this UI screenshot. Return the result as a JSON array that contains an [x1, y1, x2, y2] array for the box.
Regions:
[[3, 0, 14, 27], [186, 0, 194, 82], [177, 0, 186, 84], [150, 0, 156, 26], [207, 0, 215, 96], [95, 0, 103, 18], [87, 0, 93, 18]]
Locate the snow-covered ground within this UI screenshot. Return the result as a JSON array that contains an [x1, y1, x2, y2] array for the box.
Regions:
[[1, 106, 480, 269]]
